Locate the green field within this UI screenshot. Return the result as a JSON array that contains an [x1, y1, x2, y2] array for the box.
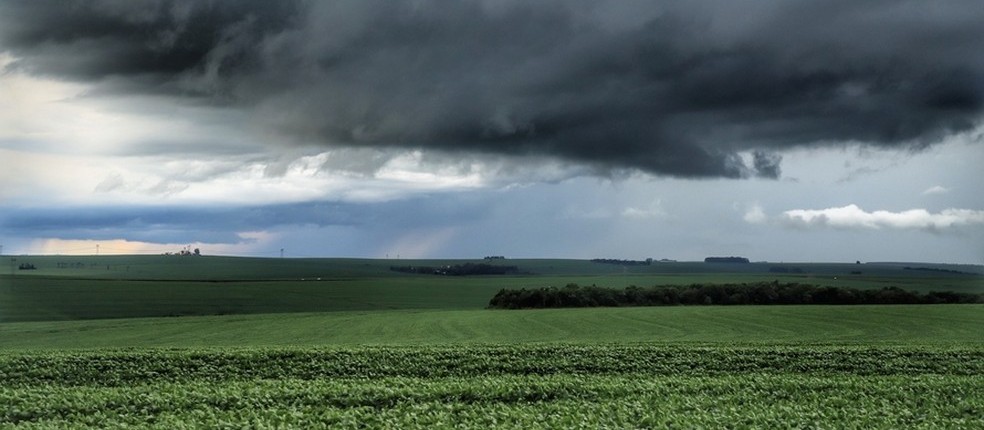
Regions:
[[2, 255, 981, 322], [1, 305, 982, 349], [2, 345, 982, 428], [1, 255, 982, 428]]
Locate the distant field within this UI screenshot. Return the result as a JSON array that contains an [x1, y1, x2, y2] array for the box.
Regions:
[[6, 255, 983, 281], [1, 256, 981, 322], [1, 304, 981, 349]]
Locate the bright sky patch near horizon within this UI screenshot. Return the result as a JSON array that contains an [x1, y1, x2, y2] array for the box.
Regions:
[[1, 1, 982, 264]]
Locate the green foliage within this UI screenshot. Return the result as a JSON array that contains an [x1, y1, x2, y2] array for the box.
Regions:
[[488, 282, 984, 309], [2, 345, 982, 386], [1, 345, 981, 428]]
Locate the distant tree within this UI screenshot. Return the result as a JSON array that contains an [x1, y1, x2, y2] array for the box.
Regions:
[[704, 256, 750, 263], [194, 248, 201, 256]]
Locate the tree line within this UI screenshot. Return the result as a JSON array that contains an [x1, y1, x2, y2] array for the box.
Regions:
[[704, 256, 750, 263], [391, 263, 520, 276], [591, 258, 653, 266], [487, 282, 983, 309]]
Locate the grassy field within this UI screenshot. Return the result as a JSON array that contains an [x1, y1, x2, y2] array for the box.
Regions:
[[1, 255, 981, 428], [2, 256, 981, 322], [0, 304, 982, 349], [6, 254, 983, 281]]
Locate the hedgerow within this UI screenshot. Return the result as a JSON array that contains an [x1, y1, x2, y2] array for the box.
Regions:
[[488, 282, 984, 309]]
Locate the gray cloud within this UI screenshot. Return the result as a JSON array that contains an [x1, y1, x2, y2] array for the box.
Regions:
[[0, 197, 491, 245], [752, 151, 781, 179], [3, 0, 983, 178]]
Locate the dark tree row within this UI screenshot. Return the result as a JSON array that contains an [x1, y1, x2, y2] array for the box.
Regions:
[[704, 256, 750, 263], [487, 282, 983, 309], [590, 258, 653, 266], [904, 266, 980, 276], [391, 263, 520, 276]]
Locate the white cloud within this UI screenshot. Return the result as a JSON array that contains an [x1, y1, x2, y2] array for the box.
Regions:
[[561, 207, 613, 220], [1, 66, 600, 208], [621, 199, 667, 219], [780, 204, 984, 231], [0, 145, 495, 207], [922, 185, 950, 195], [743, 204, 767, 224]]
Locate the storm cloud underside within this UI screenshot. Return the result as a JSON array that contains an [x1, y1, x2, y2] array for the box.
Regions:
[[3, 0, 983, 178]]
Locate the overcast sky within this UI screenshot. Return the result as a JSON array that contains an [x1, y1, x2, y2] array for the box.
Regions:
[[1, 0, 982, 263]]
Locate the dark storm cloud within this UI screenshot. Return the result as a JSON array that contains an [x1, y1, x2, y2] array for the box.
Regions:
[[3, 0, 983, 178], [0, 0, 299, 84], [752, 151, 781, 179]]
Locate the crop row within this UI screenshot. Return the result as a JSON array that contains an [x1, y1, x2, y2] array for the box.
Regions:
[[2, 374, 981, 428], [1, 344, 982, 387], [2, 345, 981, 428]]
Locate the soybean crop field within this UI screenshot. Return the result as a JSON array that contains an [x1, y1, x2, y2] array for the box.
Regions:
[[2, 345, 982, 428], [1, 255, 982, 428]]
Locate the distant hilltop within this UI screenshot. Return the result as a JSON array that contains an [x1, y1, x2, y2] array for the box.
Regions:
[[704, 256, 750, 263]]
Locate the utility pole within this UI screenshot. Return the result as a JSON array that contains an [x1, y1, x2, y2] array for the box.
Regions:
[[96, 244, 100, 256], [280, 248, 284, 259]]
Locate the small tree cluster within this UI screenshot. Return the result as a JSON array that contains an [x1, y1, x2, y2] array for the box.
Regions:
[[391, 263, 520, 276], [165, 247, 201, 256]]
